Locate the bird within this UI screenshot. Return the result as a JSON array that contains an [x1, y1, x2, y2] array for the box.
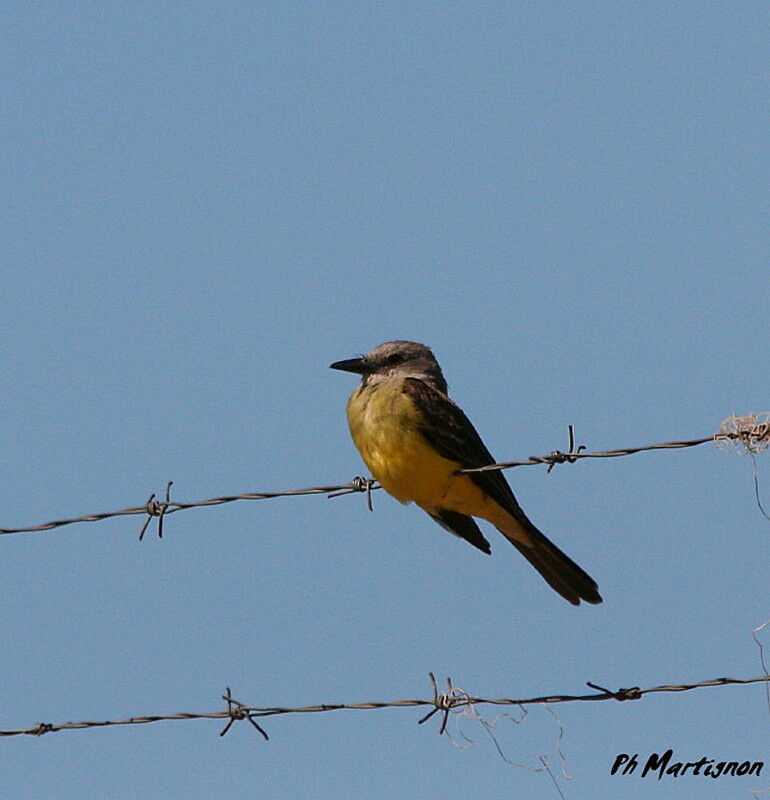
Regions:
[[330, 340, 601, 605]]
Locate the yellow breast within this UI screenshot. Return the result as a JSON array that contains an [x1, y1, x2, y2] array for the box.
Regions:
[[345, 378, 462, 511]]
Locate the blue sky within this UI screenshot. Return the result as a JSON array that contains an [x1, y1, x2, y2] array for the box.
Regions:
[[2, 3, 769, 798]]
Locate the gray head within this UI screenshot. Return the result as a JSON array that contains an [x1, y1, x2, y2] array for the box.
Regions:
[[330, 340, 448, 394]]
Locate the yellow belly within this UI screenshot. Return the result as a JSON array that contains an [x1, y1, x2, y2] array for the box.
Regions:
[[346, 379, 505, 524]]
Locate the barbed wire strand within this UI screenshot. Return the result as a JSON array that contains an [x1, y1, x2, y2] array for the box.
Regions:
[[1, 673, 768, 739], [1, 414, 767, 538], [750, 453, 770, 522], [752, 620, 770, 713]]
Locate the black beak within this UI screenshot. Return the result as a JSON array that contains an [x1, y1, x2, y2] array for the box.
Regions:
[[330, 356, 369, 375]]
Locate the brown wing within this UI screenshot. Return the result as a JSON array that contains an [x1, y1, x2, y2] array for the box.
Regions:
[[402, 377, 526, 519]]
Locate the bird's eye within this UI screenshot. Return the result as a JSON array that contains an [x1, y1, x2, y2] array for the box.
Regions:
[[384, 353, 405, 366]]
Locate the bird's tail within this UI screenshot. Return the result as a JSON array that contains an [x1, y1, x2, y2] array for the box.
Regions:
[[497, 516, 602, 606]]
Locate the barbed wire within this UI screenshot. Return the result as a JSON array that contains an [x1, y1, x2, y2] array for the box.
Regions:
[[461, 412, 769, 473], [1, 414, 767, 538], [2, 672, 768, 740], [0, 478, 378, 537]]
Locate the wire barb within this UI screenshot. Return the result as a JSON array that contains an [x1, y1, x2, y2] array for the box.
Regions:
[[542, 424, 587, 473], [219, 687, 269, 740], [29, 722, 54, 737], [585, 681, 642, 701], [715, 413, 770, 455], [138, 481, 174, 541], [326, 476, 378, 511], [417, 673, 459, 734]]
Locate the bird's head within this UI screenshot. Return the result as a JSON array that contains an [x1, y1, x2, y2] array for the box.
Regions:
[[330, 340, 448, 394]]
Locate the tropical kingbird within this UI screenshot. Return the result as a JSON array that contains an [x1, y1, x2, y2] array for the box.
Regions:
[[331, 340, 601, 605]]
